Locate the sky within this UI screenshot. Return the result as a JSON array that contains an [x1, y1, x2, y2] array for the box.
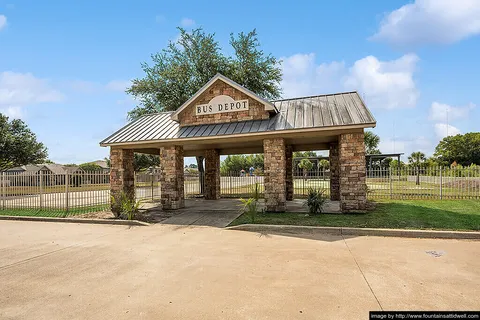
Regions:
[[1, 0, 479, 165]]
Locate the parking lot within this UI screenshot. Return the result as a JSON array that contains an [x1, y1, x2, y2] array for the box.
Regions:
[[0, 220, 479, 319]]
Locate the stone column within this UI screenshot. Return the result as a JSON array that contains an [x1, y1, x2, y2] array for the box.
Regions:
[[110, 148, 134, 213], [205, 149, 220, 200], [339, 132, 367, 212], [329, 142, 340, 201], [160, 146, 185, 209], [263, 138, 286, 212], [285, 145, 293, 201]]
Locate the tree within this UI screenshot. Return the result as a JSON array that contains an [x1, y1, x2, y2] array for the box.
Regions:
[[293, 151, 317, 158], [0, 114, 48, 171], [434, 133, 480, 166], [390, 159, 405, 168], [133, 153, 160, 172], [298, 158, 313, 178], [408, 151, 426, 185], [127, 27, 282, 193], [79, 162, 103, 172], [319, 159, 330, 170], [220, 154, 264, 174], [364, 131, 381, 154]]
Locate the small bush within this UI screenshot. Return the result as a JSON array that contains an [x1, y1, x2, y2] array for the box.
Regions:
[[240, 182, 262, 223], [111, 191, 142, 220], [303, 188, 326, 215]]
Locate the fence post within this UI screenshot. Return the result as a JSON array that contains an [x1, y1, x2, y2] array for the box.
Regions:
[[65, 172, 69, 213], [39, 171, 44, 210], [439, 166, 443, 200], [1, 172, 5, 210], [389, 167, 393, 199], [151, 172, 154, 201]]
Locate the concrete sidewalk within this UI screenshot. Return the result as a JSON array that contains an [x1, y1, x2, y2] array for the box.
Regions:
[[0, 220, 479, 319]]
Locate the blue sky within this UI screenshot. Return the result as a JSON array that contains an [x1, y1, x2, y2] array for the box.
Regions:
[[1, 0, 479, 165]]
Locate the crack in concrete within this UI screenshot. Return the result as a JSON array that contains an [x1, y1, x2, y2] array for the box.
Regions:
[[342, 235, 384, 311]]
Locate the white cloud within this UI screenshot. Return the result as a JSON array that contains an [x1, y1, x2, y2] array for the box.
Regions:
[[280, 53, 345, 98], [429, 101, 475, 122], [0, 15, 7, 31], [1, 106, 22, 119], [180, 18, 195, 27], [106, 80, 130, 92], [345, 54, 419, 109], [371, 0, 480, 46], [280, 53, 419, 109], [434, 123, 462, 139], [0, 71, 64, 118], [379, 136, 432, 158]]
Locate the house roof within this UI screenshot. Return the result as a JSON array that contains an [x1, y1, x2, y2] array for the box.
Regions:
[[100, 91, 376, 146], [91, 160, 109, 169], [170, 73, 277, 121], [43, 164, 68, 174]]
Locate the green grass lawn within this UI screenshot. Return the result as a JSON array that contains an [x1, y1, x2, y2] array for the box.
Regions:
[[0, 205, 109, 218], [230, 200, 480, 231]]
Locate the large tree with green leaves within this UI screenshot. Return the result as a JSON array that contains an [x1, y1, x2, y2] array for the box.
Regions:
[[127, 27, 282, 191], [434, 133, 480, 166], [0, 113, 48, 171], [127, 28, 281, 118], [220, 154, 264, 174]]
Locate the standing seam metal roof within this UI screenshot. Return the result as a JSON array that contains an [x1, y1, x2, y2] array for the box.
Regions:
[[100, 91, 376, 145]]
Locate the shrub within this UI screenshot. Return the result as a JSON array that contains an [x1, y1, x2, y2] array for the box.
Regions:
[[240, 182, 262, 223], [111, 191, 142, 220], [303, 188, 326, 215]]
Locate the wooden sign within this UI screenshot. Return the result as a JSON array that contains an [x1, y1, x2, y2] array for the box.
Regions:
[[196, 95, 249, 116]]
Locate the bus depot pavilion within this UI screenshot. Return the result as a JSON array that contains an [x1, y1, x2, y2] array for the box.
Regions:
[[100, 74, 376, 213]]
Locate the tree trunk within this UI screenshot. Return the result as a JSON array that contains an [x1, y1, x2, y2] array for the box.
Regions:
[[196, 156, 205, 195], [416, 168, 420, 185]]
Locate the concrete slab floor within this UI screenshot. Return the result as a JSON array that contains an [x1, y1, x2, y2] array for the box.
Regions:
[[141, 198, 340, 225], [0, 221, 479, 320]]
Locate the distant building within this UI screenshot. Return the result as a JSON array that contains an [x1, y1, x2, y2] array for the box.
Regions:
[[91, 160, 110, 173], [2, 164, 84, 186]]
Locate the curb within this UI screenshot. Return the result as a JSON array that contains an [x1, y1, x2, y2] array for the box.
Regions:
[[0, 215, 150, 227], [226, 224, 480, 240]]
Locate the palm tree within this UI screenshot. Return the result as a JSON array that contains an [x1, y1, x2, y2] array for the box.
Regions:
[[408, 152, 426, 185], [298, 159, 314, 195], [364, 131, 381, 154], [298, 159, 314, 179]]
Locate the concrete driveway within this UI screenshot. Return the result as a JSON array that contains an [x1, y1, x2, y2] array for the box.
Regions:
[[0, 221, 479, 320]]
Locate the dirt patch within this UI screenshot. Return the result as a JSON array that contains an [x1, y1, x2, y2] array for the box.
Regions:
[[74, 211, 115, 219]]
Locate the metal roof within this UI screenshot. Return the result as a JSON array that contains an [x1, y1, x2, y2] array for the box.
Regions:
[[100, 91, 376, 146]]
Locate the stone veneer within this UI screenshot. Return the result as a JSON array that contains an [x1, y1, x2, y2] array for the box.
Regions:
[[177, 79, 270, 126], [110, 148, 135, 213], [263, 138, 286, 212], [205, 149, 220, 200], [285, 145, 293, 201], [159, 146, 185, 209], [339, 132, 367, 212], [329, 142, 340, 201]]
